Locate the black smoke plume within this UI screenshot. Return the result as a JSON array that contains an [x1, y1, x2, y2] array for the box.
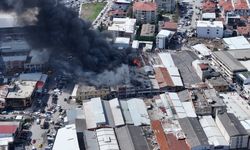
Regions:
[[0, 0, 131, 73]]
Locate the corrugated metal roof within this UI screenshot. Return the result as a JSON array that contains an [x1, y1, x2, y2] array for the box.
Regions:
[[91, 97, 106, 124], [96, 128, 119, 150], [199, 116, 228, 146], [158, 53, 175, 68], [223, 36, 250, 50], [109, 98, 125, 126], [127, 98, 150, 126], [120, 100, 133, 124], [182, 102, 197, 118], [151, 120, 170, 150]]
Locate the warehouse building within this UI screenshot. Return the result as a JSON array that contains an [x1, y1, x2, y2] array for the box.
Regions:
[[223, 36, 250, 50], [178, 117, 211, 150], [215, 113, 249, 149]]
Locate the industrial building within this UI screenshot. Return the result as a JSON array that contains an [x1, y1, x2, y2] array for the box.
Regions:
[[223, 36, 250, 50], [196, 21, 224, 38], [83, 97, 149, 129], [206, 77, 229, 92], [178, 117, 211, 150], [215, 113, 249, 149], [52, 124, 80, 150], [96, 128, 119, 150], [212, 51, 247, 81], [199, 115, 229, 149], [76, 85, 110, 101]]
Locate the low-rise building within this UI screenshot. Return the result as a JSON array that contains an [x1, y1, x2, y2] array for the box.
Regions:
[[0, 121, 21, 150], [96, 128, 119, 150], [158, 21, 177, 32], [108, 17, 136, 38], [24, 50, 50, 72], [76, 85, 110, 101], [133, 2, 157, 24], [113, 37, 130, 50], [196, 21, 224, 39], [202, 13, 216, 21], [206, 77, 229, 92], [156, 30, 174, 49], [140, 24, 155, 40], [5, 81, 36, 108], [191, 44, 212, 59]]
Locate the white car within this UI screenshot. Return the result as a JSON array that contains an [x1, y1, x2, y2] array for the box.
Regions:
[[36, 119, 41, 124]]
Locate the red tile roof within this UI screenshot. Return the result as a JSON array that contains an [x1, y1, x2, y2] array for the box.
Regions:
[[0, 125, 18, 134], [234, 0, 249, 10], [151, 120, 169, 150], [202, 0, 216, 12], [133, 2, 157, 11], [154, 67, 174, 88], [161, 22, 177, 31], [237, 26, 250, 35], [166, 133, 190, 150], [219, 0, 234, 12]]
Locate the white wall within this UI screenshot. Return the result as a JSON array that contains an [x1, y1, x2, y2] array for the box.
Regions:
[[197, 26, 223, 39]]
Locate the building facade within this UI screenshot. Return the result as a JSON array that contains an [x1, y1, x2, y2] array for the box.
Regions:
[[196, 21, 224, 39], [133, 2, 157, 24]]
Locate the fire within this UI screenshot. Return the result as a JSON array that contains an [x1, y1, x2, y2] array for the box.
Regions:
[[133, 58, 141, 67]]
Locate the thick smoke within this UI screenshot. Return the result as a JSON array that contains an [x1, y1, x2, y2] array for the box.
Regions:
[[0, 0, 132, 73]]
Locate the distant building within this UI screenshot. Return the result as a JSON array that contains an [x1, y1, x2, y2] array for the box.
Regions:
[[215, 113, 249, 149], [196, 21, 224, 39], [156, 30, 174, 49], [133, 2, 157, 24], [108, 17, 136, 38], [155, 0, 175, 12]]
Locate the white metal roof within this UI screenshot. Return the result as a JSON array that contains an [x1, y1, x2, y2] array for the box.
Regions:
[[182, 102, 197, 117], [158, 53, 175, 67], [91, 97, 106, 124], [52, 124, 80, 150], [223, 36, 250, 50], [219, 93, 250, 121], [83, 102, 97, 129], [127, 98, 150, 126], [109, 98, 125, 126], [0, 13, 20, 28], [199, 116, 228, 146], [96, 128, 119, 150], [192, 44, 211, 57]]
